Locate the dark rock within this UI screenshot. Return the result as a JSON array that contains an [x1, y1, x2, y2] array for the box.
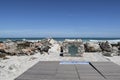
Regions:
[[111, 43, 118, 47], [100, 41, 112, 52], [85, 42, 101, 52], [118, 42, 120, 46], [118, 42, 120, 50], [17, 42, 32, 49], [39, 46, 51, 54], [0, 53, 6, 58]]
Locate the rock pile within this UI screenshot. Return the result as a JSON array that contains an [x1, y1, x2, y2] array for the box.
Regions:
[[0, 39, 53, 57], [0, 38, 120, 58], [84, 41, 120, 56], [61, 40, 120, 57], [84, 42, 101, 52]]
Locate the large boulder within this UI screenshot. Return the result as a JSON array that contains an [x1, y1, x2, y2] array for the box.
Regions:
[[100, 41, 112, 52], [40, 39, 52, 46], [0, 43, 6, 53], [49, 39, 58, 45], [21, 48, 34, 55], [111, 46, 119, 56], [17, 42, 32, 49], [85, 42, 101, 52], [39, 45, 51, 54], [0, 42, 19, 55]]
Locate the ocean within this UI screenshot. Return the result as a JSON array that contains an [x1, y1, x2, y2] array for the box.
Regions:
[[0, 38, 120, 42]]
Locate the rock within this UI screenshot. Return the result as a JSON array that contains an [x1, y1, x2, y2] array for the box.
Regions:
[[102, 51, 112, 57], [0, 53, 6, 58], [85, 42, 101, 52], [33, 42, 42, 48], [101, 46, 119, 57], [111, 46, 119, 56], [0, 43, 6, 53], [40, 39, 52, 46], [49, 44, 60, 53], [112, 46, 119, 52], [49, 39, 58, 45], [17, 42, 32, 49], [39, 46, 51, 54], [80, 44, 85, 52], [111, 43, 118, 47], [37, 39, 52, 54], [0, 42, 18, 55], [3, 42, 19, 55], [0, 43, 5, 48], [100, 41, 112, 52], [21, 48, 34, 55], [118, 42, 120, 50]]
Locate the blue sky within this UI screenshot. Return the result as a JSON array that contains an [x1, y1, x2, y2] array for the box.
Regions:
[[0, 0, 120, 38]]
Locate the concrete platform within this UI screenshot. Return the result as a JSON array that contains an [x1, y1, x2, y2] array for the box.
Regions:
[[15, 61, 120, 80]]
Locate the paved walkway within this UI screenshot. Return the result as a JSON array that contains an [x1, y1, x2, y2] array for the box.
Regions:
[[15, 61, 120, 80]]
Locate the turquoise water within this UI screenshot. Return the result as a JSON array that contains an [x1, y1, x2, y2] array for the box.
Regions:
[[0, 37, 120, 42]]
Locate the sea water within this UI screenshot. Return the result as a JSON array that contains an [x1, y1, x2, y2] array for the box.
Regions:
[[0, 37, 120, 43]]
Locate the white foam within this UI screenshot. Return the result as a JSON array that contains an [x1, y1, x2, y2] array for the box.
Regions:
[[26, 40, 41, 42], [90, 39, 120, 44]]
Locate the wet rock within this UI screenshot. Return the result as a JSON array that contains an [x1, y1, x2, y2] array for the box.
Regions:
[[85, 42, 101, 52], [21, 48, 34, 55], [100, 41, 112, 52]]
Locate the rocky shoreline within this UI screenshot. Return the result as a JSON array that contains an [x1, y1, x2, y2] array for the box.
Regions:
[[0, 38, 120, 59], [0, 38, 120, 80]]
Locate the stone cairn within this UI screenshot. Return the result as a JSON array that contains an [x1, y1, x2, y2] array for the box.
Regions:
[[61, 39, 85, 57]]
